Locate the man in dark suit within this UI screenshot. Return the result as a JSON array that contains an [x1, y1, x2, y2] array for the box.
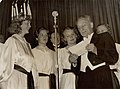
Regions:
[[69, 15, 119, 89]]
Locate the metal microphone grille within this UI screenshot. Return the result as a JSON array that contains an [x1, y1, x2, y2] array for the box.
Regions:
[[52, 11, 58, 17]]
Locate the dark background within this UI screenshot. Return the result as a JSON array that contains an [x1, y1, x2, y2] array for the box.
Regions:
[[0, 0, 120, 47]]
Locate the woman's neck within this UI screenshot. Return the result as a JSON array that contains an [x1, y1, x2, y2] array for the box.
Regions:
[[37, 43, 47, 51], [67, 43, 76, 48], [18, 32, 25, 38], [38, 43, 46, 47]]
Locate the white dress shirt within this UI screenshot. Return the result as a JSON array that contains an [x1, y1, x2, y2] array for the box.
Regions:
[[69, 33, 105, 72]]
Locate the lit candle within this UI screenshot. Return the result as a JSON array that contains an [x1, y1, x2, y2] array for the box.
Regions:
[[13, 7, 16, 18], [23, 2, 26, 18], [21, 5, 23, 13], [27, 0, 32, 16], [15, 3, 18, 18], [11, 5, 14, 20]]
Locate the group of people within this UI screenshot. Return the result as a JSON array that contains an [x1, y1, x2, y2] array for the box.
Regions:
[[0, 13, 119, 89]]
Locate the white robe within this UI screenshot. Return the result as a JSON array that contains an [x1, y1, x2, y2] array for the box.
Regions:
[[0, 34, 37, 89], [58, 48, 76, 89], [32, 46, 54, 89], [110, 43, 120, 84], [0, 43, 6, 89]]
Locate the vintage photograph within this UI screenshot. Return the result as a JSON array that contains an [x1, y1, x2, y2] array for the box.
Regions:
[[0, 0, 120, 89]]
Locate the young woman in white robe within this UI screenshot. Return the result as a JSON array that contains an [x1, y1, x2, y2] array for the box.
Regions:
[[32, 28, 54, 89], [0, 16, 37, 89], [58, 27, 79, 89]]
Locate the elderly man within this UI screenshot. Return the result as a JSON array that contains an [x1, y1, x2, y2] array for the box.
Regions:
[[69, 15, 119, 89]]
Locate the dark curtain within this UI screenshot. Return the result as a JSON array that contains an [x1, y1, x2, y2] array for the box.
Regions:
[[93, 0, 120, 43], [0, 0, 12, 40], [30, 0, 94, 35], [0, 0, 120, 44], [31, 0, 120, 43]]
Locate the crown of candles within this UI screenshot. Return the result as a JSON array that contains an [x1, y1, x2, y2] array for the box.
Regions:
[[11, 0, 32, 21]]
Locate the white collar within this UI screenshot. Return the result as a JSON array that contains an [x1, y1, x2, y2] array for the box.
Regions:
[[36, 45, 49, 52], [12, 34, 27, 43], [53, 44, 60, 47], [83, 33, 94, 41]]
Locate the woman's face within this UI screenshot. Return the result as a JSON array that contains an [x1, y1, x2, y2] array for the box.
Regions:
[[50, 32, 60, 45], [38, 30, 48, 45], [64, 29, 77, 46], [20, 20, 31, 34], [96, 25, 108, 34]]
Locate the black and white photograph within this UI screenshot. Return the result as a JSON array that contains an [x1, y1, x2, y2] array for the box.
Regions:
[[0, 0, 120, 89]]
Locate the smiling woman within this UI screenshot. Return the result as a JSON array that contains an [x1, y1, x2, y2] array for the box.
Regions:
[[0, 13, 37, 89]]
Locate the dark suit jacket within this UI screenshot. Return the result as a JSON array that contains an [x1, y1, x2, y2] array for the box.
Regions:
[[71, 32, 119, 89], [72, 32, 118, 74], [88, 32, 118, 66]]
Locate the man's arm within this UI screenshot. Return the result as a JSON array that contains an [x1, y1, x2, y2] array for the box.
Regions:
[[87, 34, 118, 65]]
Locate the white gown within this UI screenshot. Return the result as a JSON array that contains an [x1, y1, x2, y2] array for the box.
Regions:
[[110, 43, 120, 84], [58, 48, 76, 89], [32, 46, 54, 89], [0, 43, 6, 89], [0, 34, 37, 89]]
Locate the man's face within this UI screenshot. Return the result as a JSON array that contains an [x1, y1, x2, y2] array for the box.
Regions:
[[77, 18, 92, 37], [50, 33, 60, 45]]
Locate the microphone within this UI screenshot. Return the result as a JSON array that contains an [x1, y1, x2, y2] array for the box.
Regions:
[[52, 11, 58, 17], [52, 11, 58, 25]]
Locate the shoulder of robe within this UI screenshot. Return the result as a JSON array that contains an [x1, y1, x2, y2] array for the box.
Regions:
[[4, 36, 16, 46]]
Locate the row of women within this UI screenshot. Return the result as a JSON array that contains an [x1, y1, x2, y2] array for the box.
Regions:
[[0, 13, 78, 89], [0, 13, 120, 89]]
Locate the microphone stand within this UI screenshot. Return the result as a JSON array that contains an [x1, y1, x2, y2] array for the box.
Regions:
[[52, 11, 59, 89]]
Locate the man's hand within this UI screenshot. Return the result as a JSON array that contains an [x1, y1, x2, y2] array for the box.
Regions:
[[86, 43, 97, 55]]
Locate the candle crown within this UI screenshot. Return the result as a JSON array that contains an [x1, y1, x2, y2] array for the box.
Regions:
[[11, 0, 32, 22]]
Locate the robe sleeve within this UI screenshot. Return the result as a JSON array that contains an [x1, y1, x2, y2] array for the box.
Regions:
[[31, 61, 38, 89], [110, 43, 120, 70], [0, 37, 17, 82]]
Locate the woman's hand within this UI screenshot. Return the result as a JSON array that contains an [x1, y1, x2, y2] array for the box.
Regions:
[[68, 51, 78, 63]]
